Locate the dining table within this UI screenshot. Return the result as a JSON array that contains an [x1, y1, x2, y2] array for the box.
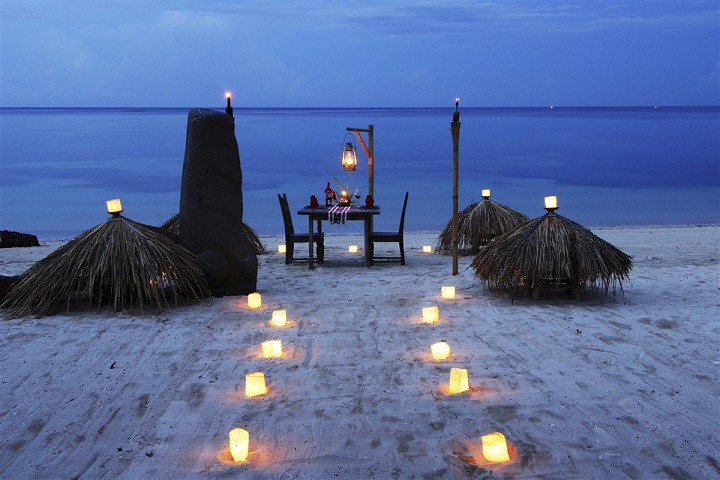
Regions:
[[296, 204, 381, 269]]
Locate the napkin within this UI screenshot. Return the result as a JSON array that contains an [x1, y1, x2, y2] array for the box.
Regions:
[[365, 195, 374, 207], [309, 195, 319, 207], [328, 205, 351, 224]]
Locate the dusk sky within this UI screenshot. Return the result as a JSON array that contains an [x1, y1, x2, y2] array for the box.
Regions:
[[1, 0, 718, 108]]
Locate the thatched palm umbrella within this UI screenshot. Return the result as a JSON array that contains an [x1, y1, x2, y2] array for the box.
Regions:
[[471, 209, 632, 300], [159, 214, 266, 255], [437, 195, 529, 254], [1, 215, 211, 318]]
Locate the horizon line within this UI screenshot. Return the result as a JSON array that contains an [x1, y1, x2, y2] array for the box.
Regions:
[[1, 104, 718, 110]]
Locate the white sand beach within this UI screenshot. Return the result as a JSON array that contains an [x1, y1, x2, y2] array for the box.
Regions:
[[1, 226, 718, 479]]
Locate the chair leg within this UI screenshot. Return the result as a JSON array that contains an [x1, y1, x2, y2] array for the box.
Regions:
[[399, 238, 405, 265], [317, 241, 324, 264], [285, 242, 293, 265]]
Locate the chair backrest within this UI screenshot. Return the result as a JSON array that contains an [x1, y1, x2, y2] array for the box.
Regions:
[[397, 191, 409, 234], [277, 193, 295, 236]]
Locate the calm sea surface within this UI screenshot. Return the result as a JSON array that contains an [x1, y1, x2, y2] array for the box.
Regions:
[[1, 106, 718, 240]]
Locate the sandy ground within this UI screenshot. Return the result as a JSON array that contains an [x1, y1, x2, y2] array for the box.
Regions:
[[0, 226, 719, 479]]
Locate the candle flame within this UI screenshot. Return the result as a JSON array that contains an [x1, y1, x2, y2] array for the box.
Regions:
[[225, 91, 232, 99]]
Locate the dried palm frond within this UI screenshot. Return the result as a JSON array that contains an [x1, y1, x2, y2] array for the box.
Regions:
[[1, 215, 211, 318], [471, 213, 632, 300], [437, 199, 529, 254], [159, 213, 266, 255]]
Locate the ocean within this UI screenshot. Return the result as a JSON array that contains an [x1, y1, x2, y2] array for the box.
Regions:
[[1, 106, 718, 240]]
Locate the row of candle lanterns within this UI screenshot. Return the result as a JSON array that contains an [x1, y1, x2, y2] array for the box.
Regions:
[[229, 294, 287, 460], [421, 286, 512, 461], [277, 244, 435, 255], [232, 287, 511, 465]]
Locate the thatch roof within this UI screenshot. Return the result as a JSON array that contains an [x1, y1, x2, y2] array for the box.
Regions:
[[437, 199, 529, 254], [470, 212, 632, 300], [159, 214, 266, 255], [1, 215, 211, 318]]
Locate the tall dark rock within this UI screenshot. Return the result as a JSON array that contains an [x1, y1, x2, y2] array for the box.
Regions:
[[179, 109, 258, 296]]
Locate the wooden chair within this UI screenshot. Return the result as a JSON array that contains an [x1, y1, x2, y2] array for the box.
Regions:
[[277, 193, 324, 265], [370, 192, 409, 265]]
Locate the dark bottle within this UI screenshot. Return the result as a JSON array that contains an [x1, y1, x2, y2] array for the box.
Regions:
[[324, 182, 334, 207]]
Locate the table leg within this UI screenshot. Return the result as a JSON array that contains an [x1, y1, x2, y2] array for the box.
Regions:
[[308, 216, 315, 270]]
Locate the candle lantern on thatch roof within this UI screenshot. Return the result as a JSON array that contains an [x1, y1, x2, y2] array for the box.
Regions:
[[1, 202, 210, 318], [437, 190, 529, 255], [470, 196, 632, 300]]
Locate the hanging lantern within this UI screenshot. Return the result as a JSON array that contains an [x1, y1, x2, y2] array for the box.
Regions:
[[278, 244, 287, 254], [448, 367, 469, 394], [271, 309, 287, 327], [441, 286, 456, 299], [481, 432, 510, 462], [341, 134, 358, 171], [106, 198, 123, 216], [431, 341, 451, 360], [422, 306, 439, 323], [261, 340, 283, 358], [348, 245, 358, 253], [544, 195, 558, 213], [481, 189, 491, 199], [248, 292, 262, 309], [422, 245, 432, 253], [228, 428, 249, 462], [245, 372, 267, 397]]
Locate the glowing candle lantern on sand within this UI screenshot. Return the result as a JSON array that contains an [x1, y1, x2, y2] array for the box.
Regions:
[[431, 341, 451, 360], [422, 306, 439, 323], [449, 367, 469, 394], [271, 309, 287, 327], [229, 428, 249, 462], [248, 292, 262, 309], [349, 245, 358, 253], [422, 245, 432, 253], [278, 244, 287, 254], [482, 432, 510, 462], [261, 340, 282, 358], [441, 286, 456, 299], [106, 198, 123, 215], [245, 372, 267, 397]]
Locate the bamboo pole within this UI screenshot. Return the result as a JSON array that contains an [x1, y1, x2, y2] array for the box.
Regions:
[[451, 99, 461, 275], [347, 125, 374, 197]]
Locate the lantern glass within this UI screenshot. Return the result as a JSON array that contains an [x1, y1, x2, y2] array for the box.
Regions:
[[482, 432, 510, 462], [441, 286, 456, 299], [341, 142, 358, 171], [106, 198, 123, 214], [422, 306, 439, 323], [229, 428, 249, 462], [261, 340, 283, 358], [248, 292, 262, 309], [544, 195, 558, 211], [245, 372, 267, 397], [481, 189, 491, 199], [278, 244, 287, 254], [422, 245, 432, 253], [271, 310, 287, 327], [349, 245, 358, 253], [431, 341, 451, 360], [449, 367, 469, 394]]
